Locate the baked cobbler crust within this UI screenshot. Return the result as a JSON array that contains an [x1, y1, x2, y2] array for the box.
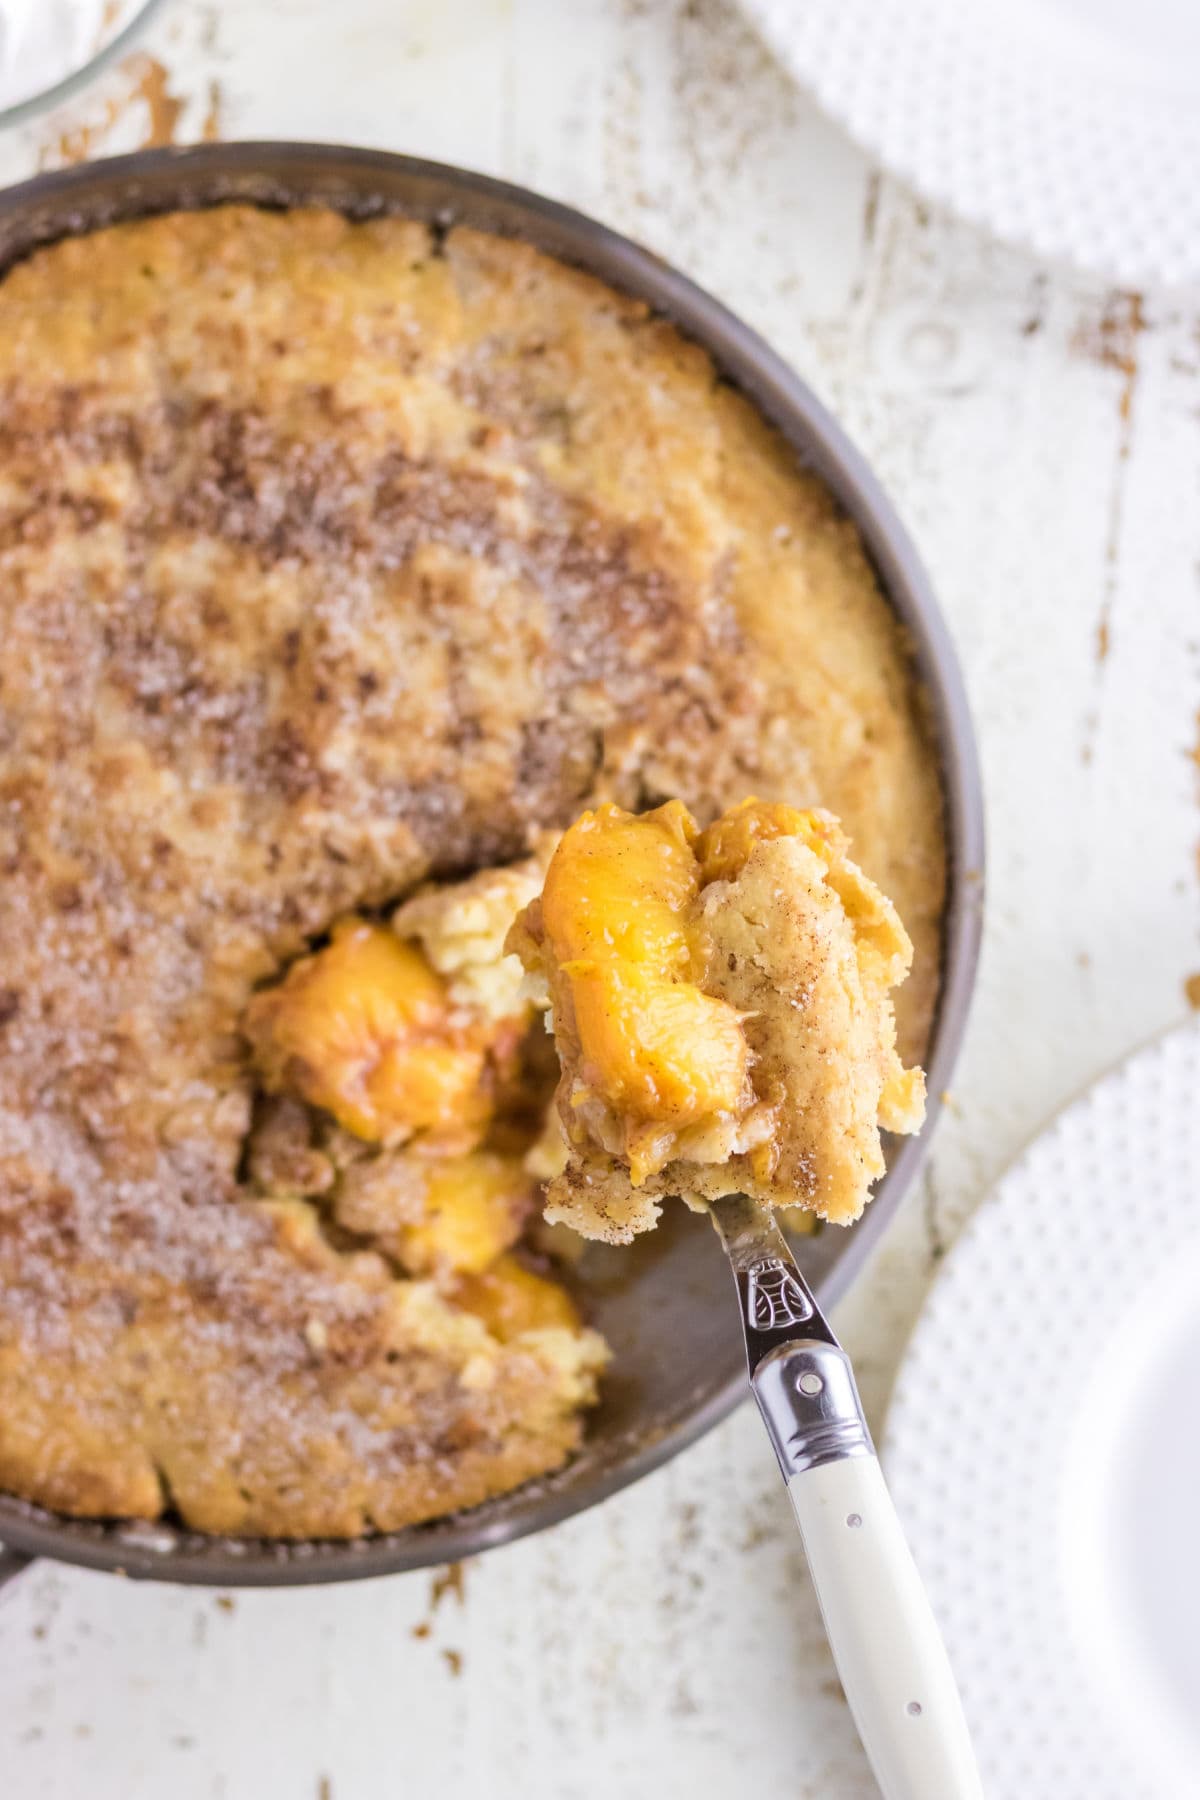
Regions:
[[0, 206, 944, 1535]]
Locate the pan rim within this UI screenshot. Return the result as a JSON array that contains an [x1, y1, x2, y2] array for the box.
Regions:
[[0, 143, 984, 1586]]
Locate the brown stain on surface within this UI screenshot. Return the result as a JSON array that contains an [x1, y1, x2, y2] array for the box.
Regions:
[[1019, 273, 1047, 340], [1117, 297, 1146, 419], [1184, 973, 1200, 1010], [442, 1648, 464, 1677], [1073, 292, 1146, 395], [42, 93, 123, 167], [39, 51, 186, 169], [412, 1559, 466, 1642], [922, 1168, 947, 1264], [131, 54, 186, 147], [860, 169, 882, 255], [430, 1560, 465, 1610], [1075, 293, 1146, 698], [201, 78, 224, 143]]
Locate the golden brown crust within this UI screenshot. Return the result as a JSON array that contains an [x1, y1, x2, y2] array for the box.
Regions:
[[0, 206, 943, 1534]]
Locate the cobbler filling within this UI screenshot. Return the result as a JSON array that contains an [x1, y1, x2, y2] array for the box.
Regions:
[[239, 854, 580, 1334]]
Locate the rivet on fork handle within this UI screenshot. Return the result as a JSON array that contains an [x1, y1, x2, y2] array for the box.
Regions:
[[753, 1339, 875, 1479]]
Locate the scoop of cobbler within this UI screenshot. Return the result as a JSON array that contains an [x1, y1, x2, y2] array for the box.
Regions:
[[509, 799, 925, 1244]]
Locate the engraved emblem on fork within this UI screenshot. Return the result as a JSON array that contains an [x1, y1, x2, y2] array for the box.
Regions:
[[746, 1257, 814, 1332]]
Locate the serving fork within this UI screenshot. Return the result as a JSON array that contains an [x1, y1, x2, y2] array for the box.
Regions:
[[710, 1193, 984, 1799]]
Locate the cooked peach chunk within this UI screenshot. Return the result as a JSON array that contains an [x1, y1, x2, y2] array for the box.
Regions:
[[696, 797, 836, 883], [392, 1150, 534, 1278], [541, 800, 697, 969], [530, 801, 749, 1135], [452, 1254, 582, 1341], [567, 962, 748, 1129], [244, 918, 489, 1143]]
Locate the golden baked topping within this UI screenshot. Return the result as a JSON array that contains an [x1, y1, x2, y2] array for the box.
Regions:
[[0, 204, 942, 1539], [392, 851, 552, 1020], [513, 797, 926, 1242]]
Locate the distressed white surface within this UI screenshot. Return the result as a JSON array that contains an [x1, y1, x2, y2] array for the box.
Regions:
[[0, 3, 1197, 1797]]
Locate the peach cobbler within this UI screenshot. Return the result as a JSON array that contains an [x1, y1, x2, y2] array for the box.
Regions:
[[0, 205, 943, 1538], [510, 800, 925, 1244]]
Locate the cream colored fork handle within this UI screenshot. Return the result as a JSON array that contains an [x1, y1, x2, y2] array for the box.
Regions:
[[787, 1455, 984, 1800]]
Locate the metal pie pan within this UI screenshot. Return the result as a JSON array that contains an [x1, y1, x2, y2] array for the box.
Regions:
[[0, 144, 984, 1587]]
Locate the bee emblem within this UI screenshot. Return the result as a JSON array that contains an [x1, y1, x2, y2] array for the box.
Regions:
[[746, 1258, 812, 1331]]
